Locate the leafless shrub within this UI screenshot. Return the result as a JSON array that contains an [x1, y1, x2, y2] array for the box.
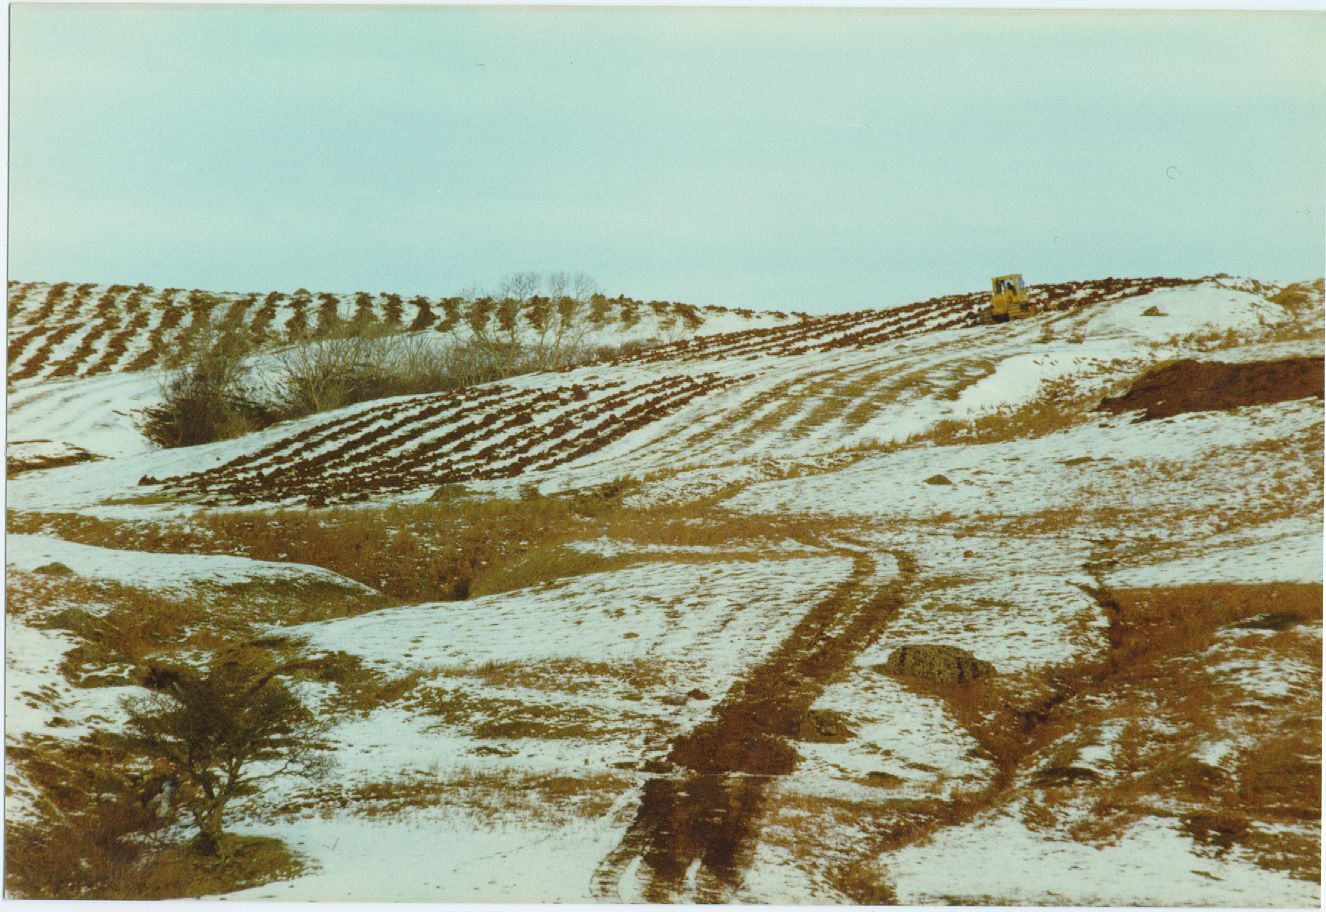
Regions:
[[139, 332, 274, 448]]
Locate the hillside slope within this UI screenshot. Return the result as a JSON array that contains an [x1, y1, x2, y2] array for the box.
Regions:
[[5, 281, 797, 466], [5, 275, 1321, 904]]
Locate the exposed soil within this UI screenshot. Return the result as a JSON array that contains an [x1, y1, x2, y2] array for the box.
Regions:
[[1097, 357, 1324, 421], [592, 543, 915, 901], [6, 444, 100, 478]]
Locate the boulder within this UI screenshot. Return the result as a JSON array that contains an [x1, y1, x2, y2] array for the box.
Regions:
[[795, 709, 854, 743], [1033, 765, 1100, 786], [879, 644, 995, 685], [1232, 612, 1303, 631], [923, 474, 953, 486]]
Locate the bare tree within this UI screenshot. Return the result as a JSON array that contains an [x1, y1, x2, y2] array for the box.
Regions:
[[123, 649, 331, 858], [545, 271, 570, 300], [571, 272, 599, 301], [500, 271, 540, 301]]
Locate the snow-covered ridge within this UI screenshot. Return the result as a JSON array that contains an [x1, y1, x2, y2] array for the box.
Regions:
[[15, 275, 1305, 513], [5, 279, 798, 388]]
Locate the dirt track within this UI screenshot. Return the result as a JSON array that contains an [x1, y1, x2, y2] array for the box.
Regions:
[[592, 542, 914, 902]]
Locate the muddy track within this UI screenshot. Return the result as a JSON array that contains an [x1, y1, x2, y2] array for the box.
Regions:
[[592, 541, 916, 902]]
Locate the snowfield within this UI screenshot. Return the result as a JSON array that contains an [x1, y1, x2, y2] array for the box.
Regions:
[[5, 275, 1322, 904]]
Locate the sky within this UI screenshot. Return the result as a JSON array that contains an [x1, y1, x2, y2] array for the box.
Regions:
[[8, 5, 1326, 313]]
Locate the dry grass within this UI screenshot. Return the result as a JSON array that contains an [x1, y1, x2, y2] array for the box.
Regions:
[[402, 683, 661, 741], [3, 571, 408, 899], [469, 540, 794, 598], [5, 733, 304, 899], [870, 581, 1321, 882], [6, 491, 857, 611], [465, 545, 646, 597], [1268, 278, 1324, 314], [897, 376, 1100, 449], [838, 360, 974, 430], [830, 857, 899, 904], [274, 768, 631, 825], [595, 502, 847, 550], [1103, 582, 1321, 668], [9, 488, 629, 603], [6, 445, 101, 478], [6, 570, 384, 685], [740, 578, 1320, 901]]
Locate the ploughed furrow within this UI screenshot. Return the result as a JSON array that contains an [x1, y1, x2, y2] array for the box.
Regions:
[[157, 372, 740, 505], [607, 276, 1198, 371], [4, 275, 1199, 385], [306, 383, 621, 477], [27, 282, 72, 324], [48, 309, 120, 379], [619, 308, 887, 365], [211, 381, 541, 483], [286, 381, 623, 488], [130, 295, 186, 370], [162, 383, 541, 494], [10, 322, 85, 383], [248, 292, 284, 345], [359, 374, 742, 494], [6, 324, 55, 370], [772, 295, 980, 358], [57, 284, 96, 323], [786, 362, 901, 441], [6, 281, 33, 322], [592, 542, 915, 902], [189, 387, 515, 478], [520, 373, 745, 471], [649, 359, 868, 463], [85, 309, 151, 376], [615, 292, 979, 366]]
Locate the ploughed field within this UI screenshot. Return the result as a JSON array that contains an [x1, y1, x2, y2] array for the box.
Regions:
[[5, 274, 1322, 904]]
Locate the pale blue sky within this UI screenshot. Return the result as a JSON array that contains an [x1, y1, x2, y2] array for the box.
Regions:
[[9, 5, 1326, 312]]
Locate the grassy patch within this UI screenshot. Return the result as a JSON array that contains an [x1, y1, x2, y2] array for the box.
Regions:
[[6, 571, 386, 685], [275, 769, 631, 825], [9, 492, 838, 605], [9, 490, 621, 602], [871, 581, 1322, 881], [5, 733, 305, 900], [404, 683, 661, 741], [443, 657, 674, 695], [889, 376, 1100, 449]]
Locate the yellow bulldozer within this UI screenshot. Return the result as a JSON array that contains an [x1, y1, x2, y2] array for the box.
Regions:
[[990, 273, 1035, 322]]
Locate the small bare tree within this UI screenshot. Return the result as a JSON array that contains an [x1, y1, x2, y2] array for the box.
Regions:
[[123, 650, 331, 858], [500, 271, 541, 301]]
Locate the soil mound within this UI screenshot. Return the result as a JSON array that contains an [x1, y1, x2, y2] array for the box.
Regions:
[[879, 644, 995, 684], [1098, 357, 1323, 421]]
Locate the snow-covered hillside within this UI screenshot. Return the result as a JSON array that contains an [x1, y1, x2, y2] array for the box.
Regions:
[[6, 275, 1322, 904]]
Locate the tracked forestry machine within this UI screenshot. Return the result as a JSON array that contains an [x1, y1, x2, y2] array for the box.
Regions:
[[990, 273, 1035, 322]]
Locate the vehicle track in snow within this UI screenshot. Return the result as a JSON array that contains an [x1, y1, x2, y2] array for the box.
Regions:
[[591, 539, 916, 902]]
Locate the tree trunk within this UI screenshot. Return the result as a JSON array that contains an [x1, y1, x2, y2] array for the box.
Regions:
[[192, 800, 228, 856]]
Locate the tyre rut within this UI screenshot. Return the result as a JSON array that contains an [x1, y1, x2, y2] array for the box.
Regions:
[[591, 540, 916, 902]]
